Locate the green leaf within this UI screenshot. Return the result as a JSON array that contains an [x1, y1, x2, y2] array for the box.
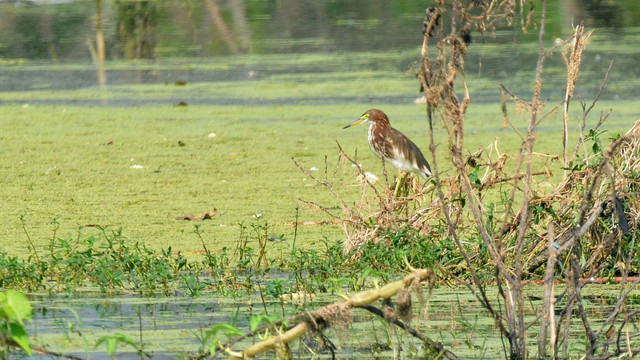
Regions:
[[0, 292, 7, 320], [95, 336, 117, 356], [204, 324, 244, 356], [249, 314, 277, 332], [0, 290, 32, 326], [468, 167, 482, 187], [249, 315, 260, 332], [362, 268, 387, 280], [9, 323, 31, 356], [113, 333, 137, 348], [5, 290, 32, 323], [95, 333, 137, 357], [328, 277, 351, 286], [204, 324, 244, 343], [209, 340, 219, 355]]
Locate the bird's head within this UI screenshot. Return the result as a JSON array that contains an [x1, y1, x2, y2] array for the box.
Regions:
[[343, 109, 387, 129]]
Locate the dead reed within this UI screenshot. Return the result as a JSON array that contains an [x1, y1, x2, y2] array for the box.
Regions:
[[234, 1, 640, 358]]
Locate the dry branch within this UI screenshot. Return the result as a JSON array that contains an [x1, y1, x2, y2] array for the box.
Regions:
[[288, 1, 640, 358], [417, 0, 640, 358], [222, 269, 453, 359]]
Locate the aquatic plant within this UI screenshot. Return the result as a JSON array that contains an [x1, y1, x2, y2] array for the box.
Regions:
[[0, 228, 190, 296], [95, 332, 148, 360], [0, 290, 32, 357]]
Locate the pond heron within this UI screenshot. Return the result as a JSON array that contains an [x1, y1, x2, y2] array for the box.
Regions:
[[343, 109, 431, 195]]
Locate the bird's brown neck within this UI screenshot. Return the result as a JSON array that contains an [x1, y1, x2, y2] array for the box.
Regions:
[[370, 119, 391, 136]]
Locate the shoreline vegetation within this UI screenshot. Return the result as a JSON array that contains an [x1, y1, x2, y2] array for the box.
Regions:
[[1, 1, 640, 359]]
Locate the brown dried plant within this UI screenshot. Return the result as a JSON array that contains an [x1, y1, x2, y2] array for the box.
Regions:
[[562, 24, 593, 177], [287, 1, 640, 358], [215, 269, 448, 359], [418, 1, 640, 359], [293, 142, 442, 252]]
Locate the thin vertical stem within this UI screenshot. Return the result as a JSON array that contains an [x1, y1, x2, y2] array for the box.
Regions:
[[539, 222, 557, 359], [514, 0, 547, 355]]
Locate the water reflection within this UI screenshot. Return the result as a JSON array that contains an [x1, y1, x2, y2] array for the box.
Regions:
[[0, 1, 637, 61], [30, 294, 241, 359], [0, 1, 638, 100], [28, 288, 496, 359]]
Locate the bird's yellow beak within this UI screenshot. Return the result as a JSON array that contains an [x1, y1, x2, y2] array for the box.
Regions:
[[343, 114, 369, 129]]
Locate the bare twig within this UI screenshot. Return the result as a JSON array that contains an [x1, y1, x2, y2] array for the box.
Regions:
[[538, 222, 557, 358], [361, 304, 458, 359]]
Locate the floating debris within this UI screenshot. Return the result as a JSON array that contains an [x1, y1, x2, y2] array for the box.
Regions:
[[267, 235, 286, 242], [361, 171, 379, 183], [175, 209, 217, 221], [279, 291, 316, 303]]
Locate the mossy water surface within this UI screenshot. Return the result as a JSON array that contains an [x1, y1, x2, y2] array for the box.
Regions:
[[1, 43, 637, 259], [25, 283, 638, 359]]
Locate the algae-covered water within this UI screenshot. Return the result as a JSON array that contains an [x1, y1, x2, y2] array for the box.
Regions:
[[2, 1, 640, 359], [2, 38, 639, 260], [25, 284, 636, 359], [1, 2, 639, 258]]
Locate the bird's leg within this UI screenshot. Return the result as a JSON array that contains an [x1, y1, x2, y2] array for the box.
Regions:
[[393, 171, 409, 197]]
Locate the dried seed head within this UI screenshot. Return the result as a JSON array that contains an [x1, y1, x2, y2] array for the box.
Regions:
[[396, 287, 413, 324], [313, 302, 353, 343], [382, 302, 398, 324]]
